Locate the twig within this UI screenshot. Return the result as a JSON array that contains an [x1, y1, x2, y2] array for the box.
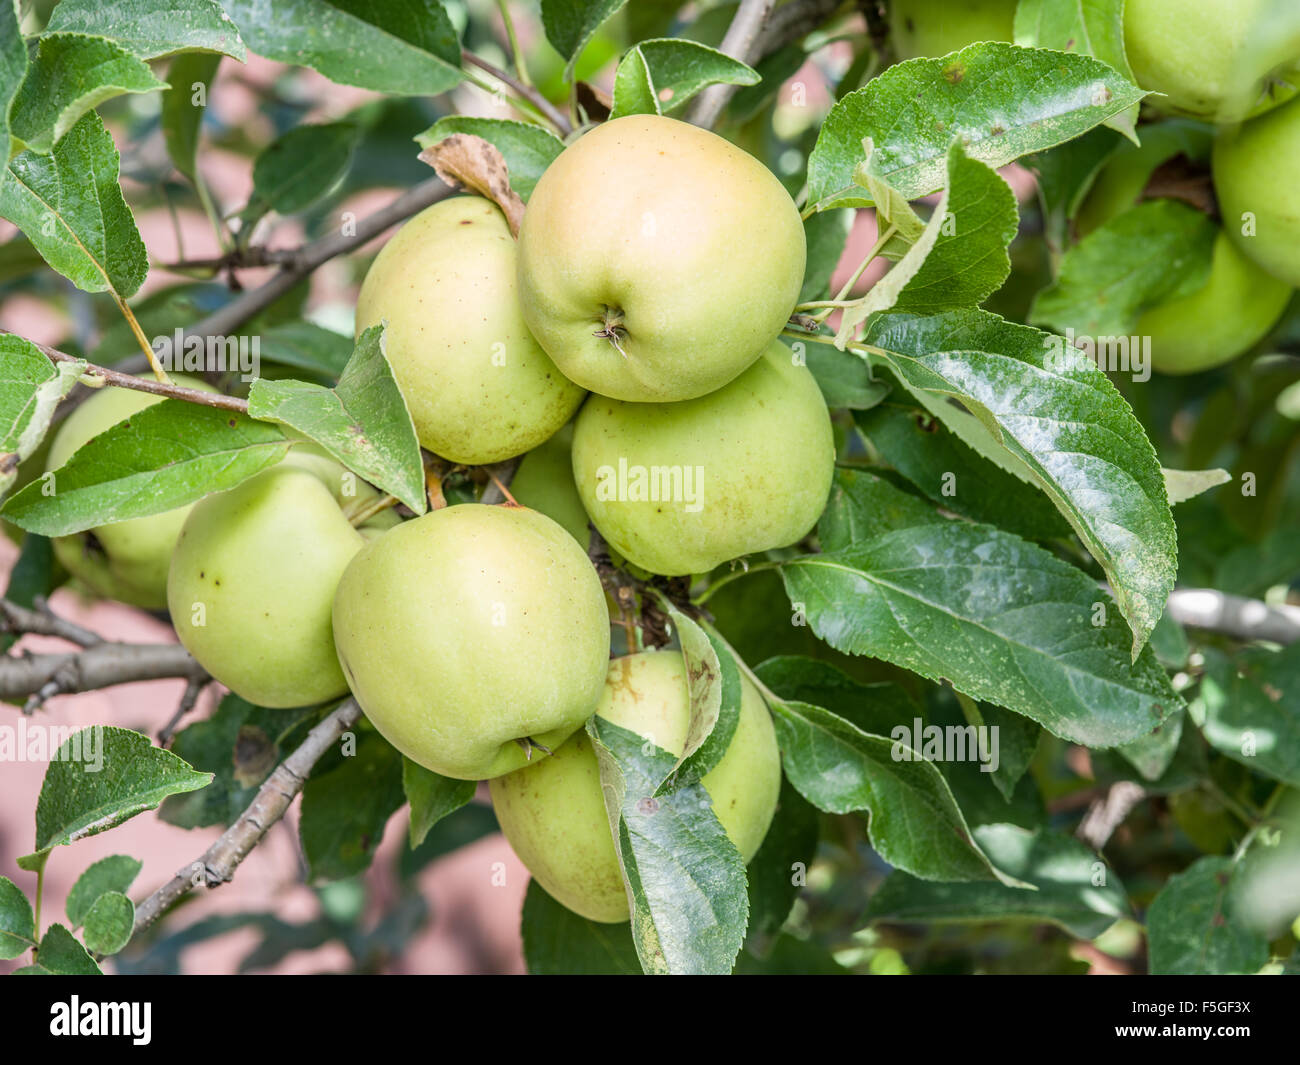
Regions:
[[132, 699, 363, 936], [1, 643, 206, 710], [685, 0, 777, 129], [462, 51, 572, 136], [479, 456, 521, 505], [1077, 781, 1146, 850], [158, 675, 211, 746], [755, 0, 844, 56], [0, 597, 103, 648], [1166, 588, 1300, 645]]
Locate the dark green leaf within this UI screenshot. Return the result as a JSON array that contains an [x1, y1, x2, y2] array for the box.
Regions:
[[252, 122, 358, 215], [542, 0, 628, 77], [23, 923, 101, 975], [800, 207, 852, 303], [0, 875, 36, 958], [1147, 856, 1269, 975], [0, 0, 25, 196], [402, 758, 474, 848], [81, 891, 134, 955], [162, 52, 221, 184], [1194, 645, 1300, 788], [67, 854, 142, 927], [521, 879, 641, 974], [817, 467, 947, 552], [609, 38, 758, 119], [744, 775, 819, 947], [46, 0, 247, 60], [0, 335, 84, 497], [398, 802, 499, 878]]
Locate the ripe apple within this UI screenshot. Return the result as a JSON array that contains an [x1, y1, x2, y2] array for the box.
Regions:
[[331, 503, 611, 780], [1214, 95, 1300, 287], [1075, 129, 1291, 374], [355, 196, 585, 464], [168, 447, 391, 708], [508, 423, 590, 545], [489, 650, 782, 923], [570, 339, 834, 575], [1124, 0, 1300, 121], [45, 375, 215, 609], [516, 114, 805, 402], [889, 0, 1016, 59]]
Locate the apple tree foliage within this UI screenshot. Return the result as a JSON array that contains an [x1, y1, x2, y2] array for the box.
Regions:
[[0, 0, 1298, 977]]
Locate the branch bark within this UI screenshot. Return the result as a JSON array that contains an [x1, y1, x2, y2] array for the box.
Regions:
[[132, 698, 363, 936], [1166, 588, 1300, 645], [0, 642, 206, 710], [686, 0, 778, 129]]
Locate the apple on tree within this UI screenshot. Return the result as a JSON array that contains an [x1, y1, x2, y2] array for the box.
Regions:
[[888, 0, 1016, 60], [507, 422, 589, 545], [517, 114, 806, 402], [571, 338, 835, 575], [489, 650, 782, 923], [355, 196, 584, 465], [167, 447, 397, 709], [45, 375, 215, 609], [331, 503, 611, 780]]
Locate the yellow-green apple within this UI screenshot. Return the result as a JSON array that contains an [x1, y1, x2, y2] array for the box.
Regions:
[[355, 196, 585, 464], [508, 423, 590, 545], [489, 650, 782, 923], [331, 503, 610, 780], [889, 0, 1016, 59], [45, 375, 214, 608], [570, 339, 834, 575], [168, 448, 391, 708], [1214, 95, 1300, 287], [1124, 0, 1300, 121], [1076, 126, 1290, 374], [516, 114, 805, 402]]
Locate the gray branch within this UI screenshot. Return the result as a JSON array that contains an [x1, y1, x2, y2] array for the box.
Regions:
[[1166, 588, 1300, 645], [686, 0, 778, 129]]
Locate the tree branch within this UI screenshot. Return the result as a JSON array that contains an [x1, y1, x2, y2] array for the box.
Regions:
[[132, 698, 363, 936], [462, 51, 572, 136], [1, 642, 206, 711], [1166, 588, 1300, 645], [686, 0, 778, 128], [0, 597, 103, 647]]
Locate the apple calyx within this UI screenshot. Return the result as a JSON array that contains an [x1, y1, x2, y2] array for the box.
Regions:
[[593, 306, 630, 358]]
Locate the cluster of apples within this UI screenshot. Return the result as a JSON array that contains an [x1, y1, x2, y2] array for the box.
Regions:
[[47, 115, 827, 923], [892, 0, 1300, 375]]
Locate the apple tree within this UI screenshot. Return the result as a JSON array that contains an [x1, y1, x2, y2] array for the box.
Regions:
[[1, 0, 1298, 978]]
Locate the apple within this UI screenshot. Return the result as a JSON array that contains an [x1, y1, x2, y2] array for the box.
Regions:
[[570, 339, 834, 575], [355, 196, 585, 464], [508, 423, 590, 545], [516, 114, 805, 402], [1214, 95, 1300, 287], [489, 649, 782, 923], [331, 503, 611, 780], [1075, 128, 1291, 374], [45, 375, 215, 609], [889, 0, 1016, 60], [1124, 0, 1300, 121], [168, 447, 392, 708]]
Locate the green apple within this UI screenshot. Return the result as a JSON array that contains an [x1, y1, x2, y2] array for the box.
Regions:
[[508, 423, 590, 545], [889, 0, 1016, 59], [489, 649, 782, 923], [332, 503, 611, 780], [168, 448, 390, 708], [45, 375, 215, 609], [571, 339, 834, 575], [1125, 0, 1300, 121], [1075, 126, 1291, 374], [1214, 95, 1300, 287], [516, 114, 805, 402], [355, 196, 585, 464]]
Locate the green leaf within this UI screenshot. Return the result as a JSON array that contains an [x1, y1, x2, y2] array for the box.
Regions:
[[9, 34, 167, 153], [1029, 200, 1217, 338], [864, 309, 1176, 654], [1023, 124, 1120, 250], [780, 521, 1180, 748], [45, 0, 247, 60], [817, 467, 942, 552], [223, 0, 462, 96], [521, 880, 641, 974], [0, 399, 292, 536], [398, 802, 499, 879], [800, 343, 889, 410], [864, 824, 1130, 939], [162, 52, 221, 184], [23, 923, 102, 975], [586, 715, 749, 975], [0, 112, 148, 297], [251, 122, 358, 215], [542, 0, 629, 78], [67, 854, 142, 928], [758, 686, 1008, 884], [609, 39, 759, 119], [402, 758, 474, 849], [0, 533, 57, 654], [246, 324, 427, 514], [744, 775, 819, 947], [0, 875, 36, 958], [415, 117, 563, 201], [0, 0, 26, 195], [853, 403, 1073, 542], [800, 207, 852, 303], [27, 727, 210, 861], [1193, 645, 1300, 788], [1147, 856, 1269, 975], [0, 335, 84, 498], [255, 322, 353, 379], [656, 603, 737, 788], [81, 891, 134, 955], [299, 731, 405, 882], [807, 42, 1145, 211]]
